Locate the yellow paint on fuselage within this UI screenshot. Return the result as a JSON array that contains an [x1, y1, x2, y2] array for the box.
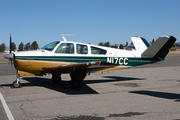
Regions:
[[14, 60, 71, 76], [14, 60, 130, 76], [18, 70, 42, 76]]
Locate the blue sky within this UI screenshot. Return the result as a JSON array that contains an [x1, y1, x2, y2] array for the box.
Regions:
[[0, 0, 180, 48]]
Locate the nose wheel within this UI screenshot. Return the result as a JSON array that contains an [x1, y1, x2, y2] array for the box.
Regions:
[[12, 75, 21, 88]]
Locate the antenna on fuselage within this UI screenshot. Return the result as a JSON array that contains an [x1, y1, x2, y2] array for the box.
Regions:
[[60, 34, 73, 41], [166, 33, 171, 36]]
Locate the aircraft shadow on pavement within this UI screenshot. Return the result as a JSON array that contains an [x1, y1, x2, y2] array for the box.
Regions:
[[22, 77, 100, 95], [22, 76, 144, 95], [0, 76, 144, 95], [129, 90, 180, 102], [84, 76, 144, 84]]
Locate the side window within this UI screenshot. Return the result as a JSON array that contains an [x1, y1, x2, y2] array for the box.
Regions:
[[76, 44, 88, 54], [55, 43, 74, 54], [91, 46, 107, 55]]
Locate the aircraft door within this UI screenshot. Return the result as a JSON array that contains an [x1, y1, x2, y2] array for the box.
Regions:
[[55, 43, 74, 54]]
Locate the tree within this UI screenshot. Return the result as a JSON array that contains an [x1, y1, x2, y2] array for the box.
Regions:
[[24, 42, 30, 51], [119, 44, 124, 49], [0, 43, 6, 52], [114, 44, 118, 48], [18, 42, 24, 51], [175, 42, 180, 47], [130, 42, 134, 46], [124, 42, 128, 47], [172, 43, 176, 47], [11, 42, 16, 51], [98, 42, 104, 46], [104, 41, 110, 47], [150, 39, 155, 45], [31, 41, 39, 50]]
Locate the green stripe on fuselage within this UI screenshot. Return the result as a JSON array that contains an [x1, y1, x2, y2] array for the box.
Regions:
[[15, 56, 163, 66]]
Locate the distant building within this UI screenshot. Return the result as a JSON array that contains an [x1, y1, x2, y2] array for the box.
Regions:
[[5, 49, 18, 53]]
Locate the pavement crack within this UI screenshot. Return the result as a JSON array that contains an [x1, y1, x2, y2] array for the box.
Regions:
[[20, 104, 26, 115], [26, 99, 32, 104], [19, 99, 32, 117], [108, 112, 146, 117]]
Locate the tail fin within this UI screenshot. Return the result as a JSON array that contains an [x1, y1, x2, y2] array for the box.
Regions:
[[142, 35, 176, 58], [131, 37, 150, 53]]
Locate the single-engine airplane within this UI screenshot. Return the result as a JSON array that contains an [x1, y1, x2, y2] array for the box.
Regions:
[[4, 34, 176, 88]]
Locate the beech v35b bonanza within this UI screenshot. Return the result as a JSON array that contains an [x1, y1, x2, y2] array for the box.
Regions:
[[4, 34, 176, 88]]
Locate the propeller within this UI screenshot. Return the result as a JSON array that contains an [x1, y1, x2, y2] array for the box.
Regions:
[[10, 33, 12, 53], [3, 34, 15, 65]]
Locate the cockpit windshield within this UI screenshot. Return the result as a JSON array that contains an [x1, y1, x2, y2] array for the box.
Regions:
[[41, 41, 60, 51]]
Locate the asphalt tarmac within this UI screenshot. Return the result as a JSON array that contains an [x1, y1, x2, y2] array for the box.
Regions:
[[0, 56, 180, 120]]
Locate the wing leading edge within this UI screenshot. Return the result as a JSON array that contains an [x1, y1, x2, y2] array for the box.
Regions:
[[42, 61, 101, 73]]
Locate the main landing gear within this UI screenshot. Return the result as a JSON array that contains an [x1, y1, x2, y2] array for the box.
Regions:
[[12, 71, 87, 89], [52, 74, 61, 83], [69, 70, 87, 89], [12, 75, 21, 88], [51, 70, 87, 89]]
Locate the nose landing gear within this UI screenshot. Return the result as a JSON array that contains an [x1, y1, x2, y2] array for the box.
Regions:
[[12, 75, 21, 88]]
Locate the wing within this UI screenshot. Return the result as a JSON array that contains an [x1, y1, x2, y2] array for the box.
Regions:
[[42, 61, 101, 73], [94, 66, 130, 73]]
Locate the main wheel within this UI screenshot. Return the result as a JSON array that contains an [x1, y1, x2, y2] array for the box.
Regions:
[[69, 80, 81, 89], [52, 74, 61, 83], [69, 70, 87, 89], [70, 70, 87, 80], [12, 80, 21, 88]]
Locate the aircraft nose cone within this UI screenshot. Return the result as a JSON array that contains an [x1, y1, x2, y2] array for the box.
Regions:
[[3, 53, 14, 59]]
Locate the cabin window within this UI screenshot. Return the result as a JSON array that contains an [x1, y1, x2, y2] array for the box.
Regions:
[[55, 43, 74, 54], [91, 46, 107, 55], [76, 44, 88, 54], [41, 41, 60, 51]]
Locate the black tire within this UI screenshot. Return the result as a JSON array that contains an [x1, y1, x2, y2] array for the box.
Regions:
[[69, 70, 87, 89], [52, 74, 61, 83], [70, 70, 87, 80], [69, 80, 81, 89], [12, 80, 21, 88]]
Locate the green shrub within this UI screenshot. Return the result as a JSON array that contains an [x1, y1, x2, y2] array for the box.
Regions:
[[170, 48, 176, 51]]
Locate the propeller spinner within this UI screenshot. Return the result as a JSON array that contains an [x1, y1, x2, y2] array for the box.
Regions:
[[3, 34, 15, 64], [3, 53, 15, 59]]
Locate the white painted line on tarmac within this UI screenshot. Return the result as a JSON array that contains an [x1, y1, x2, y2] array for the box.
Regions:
[[0, 93, 14, 120]]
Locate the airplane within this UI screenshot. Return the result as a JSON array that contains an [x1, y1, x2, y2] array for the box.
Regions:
[[3, 34, 176, 89]]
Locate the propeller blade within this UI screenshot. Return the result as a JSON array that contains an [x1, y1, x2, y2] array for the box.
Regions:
[[4, 34, 15, 66], [10, 33, 12, 53], [8, 59, 13, 66]]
